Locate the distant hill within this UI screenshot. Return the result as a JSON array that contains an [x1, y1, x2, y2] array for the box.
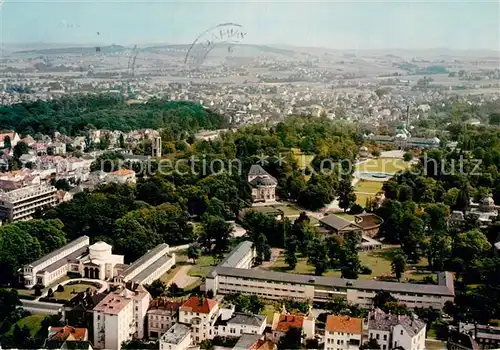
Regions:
[[13, 44, 128, 55]]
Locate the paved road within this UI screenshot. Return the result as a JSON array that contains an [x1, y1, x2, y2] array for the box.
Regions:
[[169, 265, 198, 288]]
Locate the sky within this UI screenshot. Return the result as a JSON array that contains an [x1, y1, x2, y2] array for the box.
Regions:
[[0, 0, 499, 50]]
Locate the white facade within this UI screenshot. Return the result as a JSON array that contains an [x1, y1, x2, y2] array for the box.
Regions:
[[22, 236, 90, 288], [0, 184, 57, 222], [325, 331, 362, 350], [392, 324, 426, 350], [206, 245, 455, 309], [159, 323, 192, 350], [93, 286, 151, 350], [214, 309, 266, 338], [367, 309, 426, 350], [21, 238, 125, 288], [367, 329, 391, 350], [179, 298, 219, 343]]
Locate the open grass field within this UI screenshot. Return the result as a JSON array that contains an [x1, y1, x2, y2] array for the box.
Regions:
[[273, 204, 301, 217], [354, 180, 384, 194], [7, 314, 45, 337], [53, 283, 96, 300], [266, 247, 432, 281], [187, 255, 217, 278], [357, 158, 409, 174], [354, 193, 376, 206]]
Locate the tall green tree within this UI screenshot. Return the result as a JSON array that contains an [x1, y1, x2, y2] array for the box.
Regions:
[[391, 253, 407, 282]]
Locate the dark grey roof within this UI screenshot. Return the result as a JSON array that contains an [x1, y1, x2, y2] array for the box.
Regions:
[[368, 309, 425, 336], [216, 312, 266, 327], [39, 247, 89, 273], [399, 315, 425, 337], [219, 241, 254, 268], [211, 266, 454, 296], [29, 236, 89, 268], [232, 334, 262, 350], [131, 254, 172, 284], [248, 164, 270, 177], [320, 215, 361, 231], [160, 323, 191, 345], [249, 176, 277, 186], [123, 243, 169, 277]]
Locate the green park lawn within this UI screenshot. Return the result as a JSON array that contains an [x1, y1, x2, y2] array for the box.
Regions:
[[188, 255, 217, 278], [354, 193, 376, 206], [357, 158, 409, 174], [267, 247, 432, 281], [7, 314, 45, 337], [53, 283, 96, 300], [354, 180, 384, 194]]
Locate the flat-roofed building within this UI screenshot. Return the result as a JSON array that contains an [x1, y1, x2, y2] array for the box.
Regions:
[[0, 184, 57, 222], [159, 323, 192, 350], [205, 241, 455, 309]]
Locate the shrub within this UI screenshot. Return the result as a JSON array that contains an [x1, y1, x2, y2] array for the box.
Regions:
[[359, 265, 372, 275], [34, 284, 43, 296], [47, 288, 54, 297], [56, 285, 64, 292], [349, 204, 363, 215]]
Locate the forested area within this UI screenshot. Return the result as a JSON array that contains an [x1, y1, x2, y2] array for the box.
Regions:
[[373, 124, 500, 323], [0, 94, 499, 329], [0, 95, 228, 135]]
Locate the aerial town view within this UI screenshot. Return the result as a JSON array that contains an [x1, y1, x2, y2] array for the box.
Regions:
[[0, 1, 499, 350]]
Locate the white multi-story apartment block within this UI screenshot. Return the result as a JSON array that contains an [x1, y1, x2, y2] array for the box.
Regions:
[[21, 236, 90, 288], [159, 323, 192, 350], [0, 184, 57, 222], [205, 241, 455, 309], [179, 296, 219, 343], [119, 243, 175, 285], [92, 285, 151, 350], [324, 315, 362, 350], [367, 309, 426, 350], [147, 297, 182, 338]]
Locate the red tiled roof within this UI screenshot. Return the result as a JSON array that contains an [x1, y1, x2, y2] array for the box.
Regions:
[[49, 326, 87, 341], [149, 296, 182, 311], [275, 314, 304, 333], [326, 315, 362, 334], [180, 297, 217, 314]]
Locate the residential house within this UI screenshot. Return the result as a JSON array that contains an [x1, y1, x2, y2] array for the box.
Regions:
[[44, 326, 93, 350], [147, 297, 183, 338], [324, 315, 363, 350], [179, 296, 219, 343], [270, 313, 315, 343], [367, 309, 426, 350], [214, 305, 267, 337], [0, 131, 20, 148]]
